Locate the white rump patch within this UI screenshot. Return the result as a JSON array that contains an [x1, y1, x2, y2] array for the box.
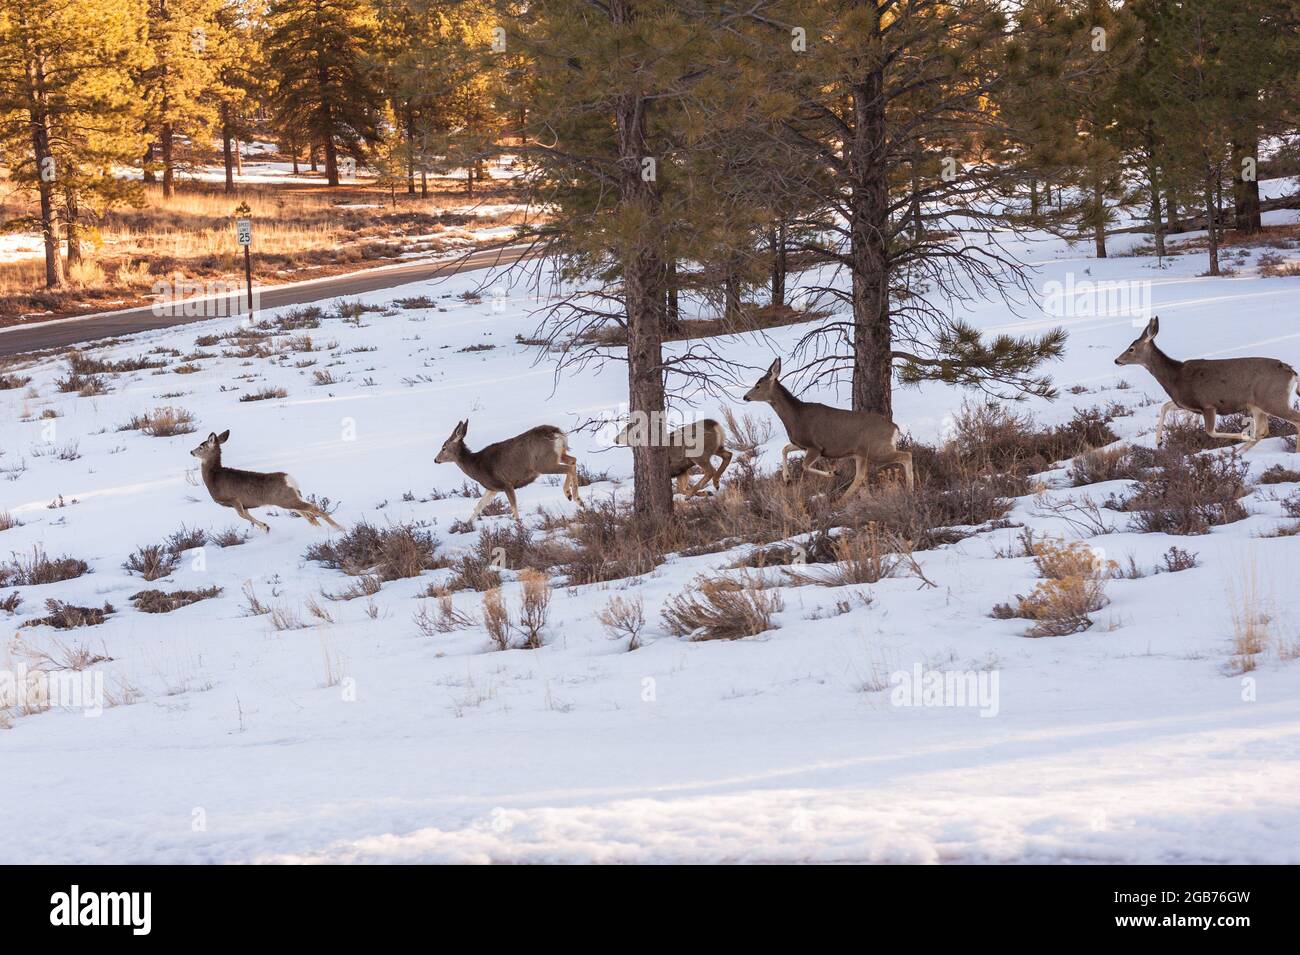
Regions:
[[284, 474, 301, 494]]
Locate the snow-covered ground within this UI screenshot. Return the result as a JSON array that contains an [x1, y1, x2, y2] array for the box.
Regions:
[[3, 208, 1300, 864]]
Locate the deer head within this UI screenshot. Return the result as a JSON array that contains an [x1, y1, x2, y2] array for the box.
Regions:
[[743, 358, 782, 403], [1115, 317, 1160, 367], [435, 419, 469, 464], [190, 430, 230, 462]]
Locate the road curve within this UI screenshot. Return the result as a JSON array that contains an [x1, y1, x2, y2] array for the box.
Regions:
[[0, 244, 534, 358]]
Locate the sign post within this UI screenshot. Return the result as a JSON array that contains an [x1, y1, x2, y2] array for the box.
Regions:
[[234, 202, 253, 320]]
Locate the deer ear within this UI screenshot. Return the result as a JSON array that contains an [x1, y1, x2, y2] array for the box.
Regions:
[[1145, 317, 1159, 339], [456, 419, 468, 438], [217, 430, 230, 444], [767, 357, 782, 379]]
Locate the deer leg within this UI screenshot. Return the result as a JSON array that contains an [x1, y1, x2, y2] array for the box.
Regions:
[[1203, 408, 1251, 442], [781, 443, 801, 480], [1155, 400, 1178, 448], [233, 501, 270, 533], [684, 464, 717, 498], [712, 448, 732, 489], [470, 489, 497, 520], [838, 457, 869, 503], [503, 487, 521, 522], [559, 453, 579, 501], [296, 509, 321, 526], [801, 452, 834, 478], [675, 471, 690, 496]]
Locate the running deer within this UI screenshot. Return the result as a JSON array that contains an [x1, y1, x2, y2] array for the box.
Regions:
[[613, 418, 733, 499], [435, 419, 581, 521], [742, 358, 914, 498], [190, 430, 342, 533], [1115, 316, 1300, 451]]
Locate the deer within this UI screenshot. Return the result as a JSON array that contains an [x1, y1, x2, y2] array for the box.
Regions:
[[742, 357, 913, 499], [1115, 316, 1300, 452], [435, 419, 581, 522], [190, 430, 342, 533], [613, 417, 733, 499]]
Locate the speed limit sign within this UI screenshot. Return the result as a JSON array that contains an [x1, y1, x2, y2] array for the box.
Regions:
[[236, 218, 252, 246]]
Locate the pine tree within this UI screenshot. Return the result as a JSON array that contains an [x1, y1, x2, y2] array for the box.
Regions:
[[139, 0, 225, 197], [0, 0, 149, 286], [264, 0, 384, 186]]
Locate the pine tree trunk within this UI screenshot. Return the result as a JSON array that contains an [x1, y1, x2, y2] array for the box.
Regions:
[[22, 29, 63, 288], [420, 170, 428, 197], [1231, 137, 1261, 233], [310, 144, 317, 172], [1029, 179, 1039, 218], [222, 104, 235, 195], [613, 0, 670, 521], [1204, 172, 1219, 276], [1167, 185, 1181, 232], [324, 138, 338, 187], [161, 120, 174, 198], [1145, 127, 1165, 257], [848, 24, 892, 417], [405, 106, 416, 195], [770, 224, 786, 308], [724, 266, 741, 322], [235, 139, 243, 176], [64, 188, 81, 268], [665, 258, 680, 334], [143, 143, 156, 184]]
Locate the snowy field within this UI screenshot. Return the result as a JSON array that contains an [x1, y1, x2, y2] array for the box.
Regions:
[[2, 211, 1300, 864]]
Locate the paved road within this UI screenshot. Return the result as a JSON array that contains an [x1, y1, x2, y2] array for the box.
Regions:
[[0, 244, 533, 358]]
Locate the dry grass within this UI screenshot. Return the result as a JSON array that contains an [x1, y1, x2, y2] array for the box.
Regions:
[[414, 588, 478, 636], [482, 587, 511, 651], [1225, 558, 1271, 674], [661, 573, 784, 641], [598, 594, 646, 651], [516, 569, 551, 649], [120, 406, 198, 437], [0, 178, 530, 323], [993, 539, 1115, 637], [0, 510, 19, 532]]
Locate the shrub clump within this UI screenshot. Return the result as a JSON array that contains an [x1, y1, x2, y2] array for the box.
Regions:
[[1116, 450, 1249, 535], [304, 520, 443, 579], [27, 598, 115, 629], [120, 406, 197, 436], [661, 573, 784, 641], [0, 548, 90, 586], [130, 586, 222, 613], [992, 539, 1116, 637]]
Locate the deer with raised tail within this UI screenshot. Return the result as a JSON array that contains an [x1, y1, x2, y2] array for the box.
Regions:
[[742, 358, 913, 498], [435, 419, 581, 522], [1115, 316, 1300, 451], [190, 430, 343, 533]]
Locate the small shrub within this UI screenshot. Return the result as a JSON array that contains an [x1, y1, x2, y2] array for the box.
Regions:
[[122, 544, 179, 581], [1, 591, 21, 613], [1258, 464, 1300, 485], [414, 589, 477, 635], [0, 510, 19, 531], [482, 587, 511, 651], [1069, 445, 1154, 486], [27, 599, 114, 629], [516, 569, 551, 649], [130, 586, 222, 613], [304, 520, 443, 580], [994, 539, 1115, 637], [121, 406, 197, 436], [1160, 546, 1199, 573], [0, 548, 90, 586], [0, 373, 31, 390], [210, 526, 250, 547], [598, 594, 646, 651], [239, 386, 288, 402], [661, 573, 784, 641], [1119, 450, 1249, 535]]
